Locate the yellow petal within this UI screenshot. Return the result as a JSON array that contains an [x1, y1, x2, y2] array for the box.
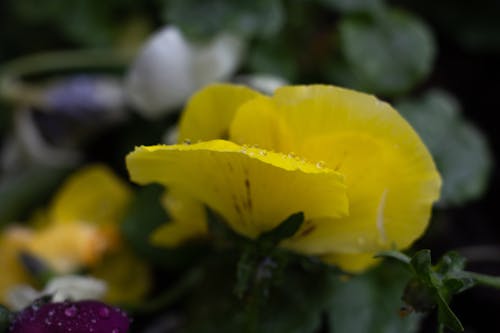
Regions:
[[178, 83, 262, 142], [28, 223, 116, 273], [151, 190, 207, 247], [91, 249, 152, 304], [49, 165, 132, 226], [231, 85, 441, 253], [127, 140, 348, 239], [322, 252, 380, 273], [0, 227, 33, 304], [229, 95, 296, 152]]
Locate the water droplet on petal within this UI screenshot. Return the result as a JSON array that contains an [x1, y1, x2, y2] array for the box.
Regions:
[[316, 160, 325, 168], [111, 329, 121, 333], [98, 306, 110, 318], [64, 305, 78, 317]]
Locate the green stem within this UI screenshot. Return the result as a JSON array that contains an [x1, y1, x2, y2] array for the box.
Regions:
[[0, 49, 135, 105], [463, 271, 500, 289], [1, 49, 133, 78]]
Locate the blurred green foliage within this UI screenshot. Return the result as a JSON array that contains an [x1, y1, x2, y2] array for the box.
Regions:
[[0, 0, 498, 332], [397, 90, 492, 206]]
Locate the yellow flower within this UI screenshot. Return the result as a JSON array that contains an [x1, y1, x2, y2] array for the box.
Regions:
[[0, 165, 150, 304], [126, 84, 441, 272]]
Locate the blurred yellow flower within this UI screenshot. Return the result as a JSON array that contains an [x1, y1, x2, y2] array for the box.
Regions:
[[0, 165, 150, 304], [126, 84, 441, 272]]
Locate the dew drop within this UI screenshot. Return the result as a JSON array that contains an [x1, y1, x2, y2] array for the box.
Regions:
[[64, 305, 78, 317], [111, 329, 121, 333], [98, 306, 110, 318], [258, 151, 267, 156], [315, 160, 325, 168]]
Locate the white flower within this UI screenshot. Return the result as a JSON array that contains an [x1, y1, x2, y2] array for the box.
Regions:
[[6, 275, 107, 311], [233, 73, 288, 95], [126, 26, 245, 118]]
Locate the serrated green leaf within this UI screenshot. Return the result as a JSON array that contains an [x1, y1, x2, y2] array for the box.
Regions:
[[328, 262, 421, 333], [443, 277, 475, 296], [337, 9, 435, 95], [164, 0, 284, 40], [436, 291, 464, 332], [435, 251, 466, 274], [410, 250, 432, 277], [397, 90, 492, 206]]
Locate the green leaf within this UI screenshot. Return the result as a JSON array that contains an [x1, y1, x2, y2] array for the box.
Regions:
[[396, 90, 492, 205], [234, 248, 258, 299], [402, 250, 469, 331], [120, 184, 203, 270], [376, 250, 411, 265], [183, 256, 334, 333], [435, 291, 464, 332], [258, 212, 304, 248], [435, 251, 466, 275], [233, 212, 303, 304], [164, 0, 284, 40], [410, 250, 432, 278], [337, 9, 435, 96], [0, 305, 11, 333], [327, 262, 421, 333]]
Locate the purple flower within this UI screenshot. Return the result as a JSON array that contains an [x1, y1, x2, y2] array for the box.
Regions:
[[9, 300, 130, 333]]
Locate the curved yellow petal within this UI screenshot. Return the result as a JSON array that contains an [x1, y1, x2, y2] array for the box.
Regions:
[[178, 83, 262, 142], [229, 95, 296, 152], [322, 252, 380, 273], [151, 190, 207, 247], [49, 165, 132, 226], [126, 140, 348, 239], [231, 85, 441, 254]]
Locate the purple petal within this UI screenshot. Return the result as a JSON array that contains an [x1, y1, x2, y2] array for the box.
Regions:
[[10, 300, 130, 333]]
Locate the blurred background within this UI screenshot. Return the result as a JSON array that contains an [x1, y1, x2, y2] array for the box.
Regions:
[[0, 0, 499, 332]]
